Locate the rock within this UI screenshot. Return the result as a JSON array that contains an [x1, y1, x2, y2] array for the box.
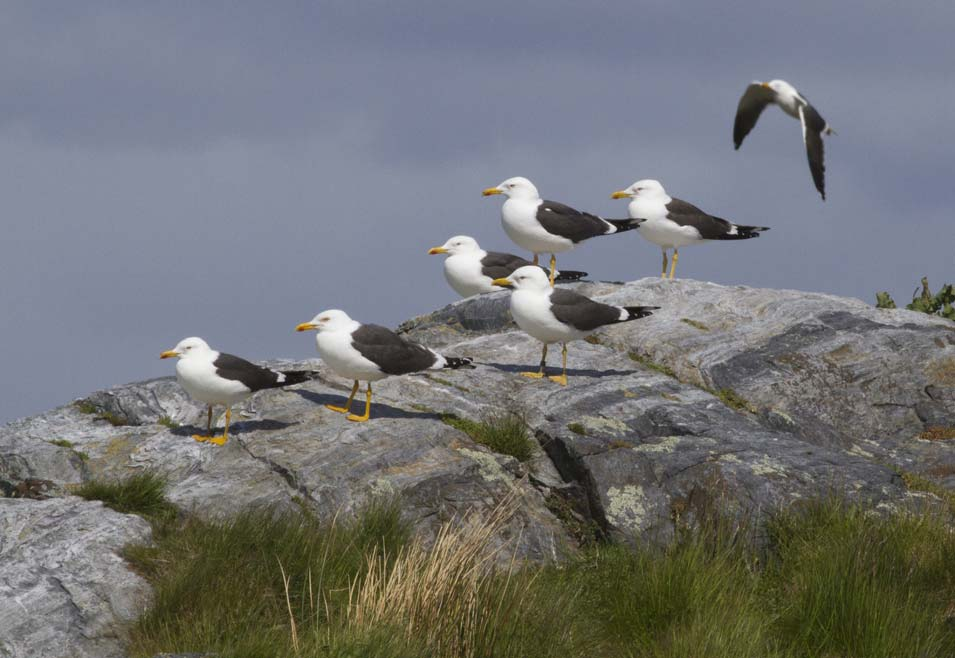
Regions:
[[2, 278, 954, 654], [0, 496, 152, 658]]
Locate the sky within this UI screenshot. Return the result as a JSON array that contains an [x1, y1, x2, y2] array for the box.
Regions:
[[1, 1, 953, 423]]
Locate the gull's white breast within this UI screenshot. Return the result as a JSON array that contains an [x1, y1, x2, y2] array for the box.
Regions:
[[176, 357, 251, 406], [315, 331, 388, 381], [510, 290, 587, 344], [629, 198, 702, 249], [502, 199, 575, 254], [444, 253, 494, 297]]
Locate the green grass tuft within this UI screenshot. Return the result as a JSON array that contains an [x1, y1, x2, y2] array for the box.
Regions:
[[628, 351, 677, 378], [680, 318, 711, 331], [127, 498, 412, 657], [122, 493, 955, 658], [715, 387, 757, 413], [567, 422, 588, 436], [157, 415, 180, 429], [48, 439, 74, 448], [75, 472, 177, 522], [74, 400, 99, 414], [73, 400, 128, 426], [442, 411, 535, 462]]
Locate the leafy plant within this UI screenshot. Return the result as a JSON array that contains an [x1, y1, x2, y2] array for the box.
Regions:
[[442, 411, 535, 462], [876, 277, 955, 320]]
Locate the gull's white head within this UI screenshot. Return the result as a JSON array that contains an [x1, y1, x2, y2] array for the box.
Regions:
[[482, 176, 539, 200], [763, 79, 797, 97], [491, 265, 551, 292], [296, 309, 356, 334], [160, 336, 212, 359], [428, 235, 482, 256], [611, 179, 667, 200]]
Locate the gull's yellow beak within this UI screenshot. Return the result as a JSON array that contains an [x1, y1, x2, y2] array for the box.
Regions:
[[295, 322, 318, 332], [610, 190, 631, 199], [428, 247, 448, 255], [491, 277, 513, 287], [482, 187, 502, 197], [160, 350, 178, 359]]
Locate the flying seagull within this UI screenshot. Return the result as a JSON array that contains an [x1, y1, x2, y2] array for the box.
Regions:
[[428, 235, 587, 298], [160, 337, 315, 445], [295, 310, 473, 422], [492, 266, 657, 385], [733, 79, 835, 200], [611, 179, 769, 279], [482, 176, 637, 285]]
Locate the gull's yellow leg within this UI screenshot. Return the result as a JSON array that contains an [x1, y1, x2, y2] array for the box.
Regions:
[[347, 383, 372, 422], [661, 250, 668, 278], [327, 380, 359, 414], [521, 344, 547, 379], [208, 408, 230, 446], [532, 254, 539, 265], [669, 249, 679, 280], [192, 405, 213, 442], [549, 254, 557, 287], [549, 343, 568, 386]]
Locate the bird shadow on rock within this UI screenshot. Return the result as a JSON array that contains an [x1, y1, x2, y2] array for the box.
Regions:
[[478, 361, 638, 379], [293, 389, 444, 421], [170, 419, 298, 438]]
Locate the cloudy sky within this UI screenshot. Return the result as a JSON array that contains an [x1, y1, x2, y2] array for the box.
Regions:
[[2, 1, 953, 423]]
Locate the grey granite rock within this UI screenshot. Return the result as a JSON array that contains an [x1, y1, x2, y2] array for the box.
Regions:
[[0, 497, 152, 658], [2, 279, 954, 655]]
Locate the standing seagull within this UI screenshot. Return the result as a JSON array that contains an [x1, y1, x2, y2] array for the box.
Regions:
[[428, 235, 587, 298], [160, 337, 315, 445], [482, 177, 637, 285], [492, 266, 657, 386], [295, 310, 473, 422], [611, 179, 769, 279], [733, 79, 835, 200]]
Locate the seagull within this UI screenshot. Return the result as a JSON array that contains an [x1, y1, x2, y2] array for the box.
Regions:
[[611, 179, 769, 279], [160, 337, 316, 445], [428, 235, 587, 298], [492, 266, 657, 385], [482, 177, 638, 285], [733, 79, 835, 200], [295, 310, 473, 422]]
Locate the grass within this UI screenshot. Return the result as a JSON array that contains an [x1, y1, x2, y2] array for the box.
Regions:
[[442, 411, 535, 462], [680, 318, 710, 331], [49, 439, 74, 448], [157, 415, 180, 429], [584, 334, 603, 345], [567, 422, 588, 436], [75, 472, 178, 523], [123, 493, 955, 658], [920, 426, 955, 441], [628, 351, 677, 378], [74, 399, 128, 426], [899, 469, 955, 515], [714, 387, 757, 413]]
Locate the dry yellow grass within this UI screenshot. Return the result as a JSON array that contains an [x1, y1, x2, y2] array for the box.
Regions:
[[345, 493, 525, 657]]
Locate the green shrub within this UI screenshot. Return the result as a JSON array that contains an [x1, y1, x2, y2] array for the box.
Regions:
[[877, 277, 955, 320], [443, 411, 535, 462], [75, 472, 176, 522]]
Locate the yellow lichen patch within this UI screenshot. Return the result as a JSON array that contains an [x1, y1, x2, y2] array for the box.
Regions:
[[750, 455, 788, 477], [457, 447, 514, 487], [926, 356, 955, 386], [632, 436, 682, 454], [919, 427, 955, 441], [823, 344, 860, 365], [579, 415, 630, 436], [605, 485, 647, 529]]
